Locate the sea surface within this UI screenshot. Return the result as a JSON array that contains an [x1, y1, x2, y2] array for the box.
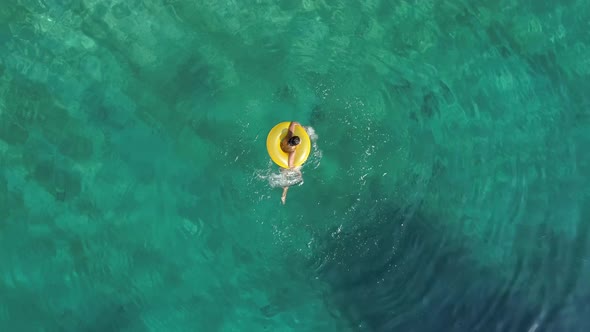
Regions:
[[1, 1, 589, 331]]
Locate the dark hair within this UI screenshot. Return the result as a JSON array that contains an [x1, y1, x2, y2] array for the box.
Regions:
[[288, 136, 301, 146]]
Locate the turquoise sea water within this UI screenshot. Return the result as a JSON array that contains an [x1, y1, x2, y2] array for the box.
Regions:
[[1, 0, 590, 331]]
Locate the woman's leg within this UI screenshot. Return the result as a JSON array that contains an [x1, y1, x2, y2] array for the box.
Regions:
[[281, 186, 289, 204]]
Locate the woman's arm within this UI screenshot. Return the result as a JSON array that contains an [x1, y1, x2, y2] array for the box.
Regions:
[[287, 121, 300, 168], [288, 121, 300, 134]]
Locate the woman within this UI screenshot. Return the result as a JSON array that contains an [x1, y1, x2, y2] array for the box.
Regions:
[[280, 121, 304, 204]]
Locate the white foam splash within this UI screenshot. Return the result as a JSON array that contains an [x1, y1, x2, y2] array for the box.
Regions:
[[304, 126, 323, 169], [257, 166, 304, 188]]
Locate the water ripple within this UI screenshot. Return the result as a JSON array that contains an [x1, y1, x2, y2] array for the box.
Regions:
[[312, 47, 589, 330]]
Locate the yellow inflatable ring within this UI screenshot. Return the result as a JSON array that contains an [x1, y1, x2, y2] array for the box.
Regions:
[[266, 122, 311, 168]]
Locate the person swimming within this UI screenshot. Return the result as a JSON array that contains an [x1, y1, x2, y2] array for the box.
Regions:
[[279, 121, 304, 204]]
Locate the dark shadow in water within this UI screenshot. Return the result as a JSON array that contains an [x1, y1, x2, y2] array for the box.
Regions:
[[313, 204, 590, 332]]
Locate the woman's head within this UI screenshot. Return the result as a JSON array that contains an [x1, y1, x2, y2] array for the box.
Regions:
[[288, 136, 301, 147]]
